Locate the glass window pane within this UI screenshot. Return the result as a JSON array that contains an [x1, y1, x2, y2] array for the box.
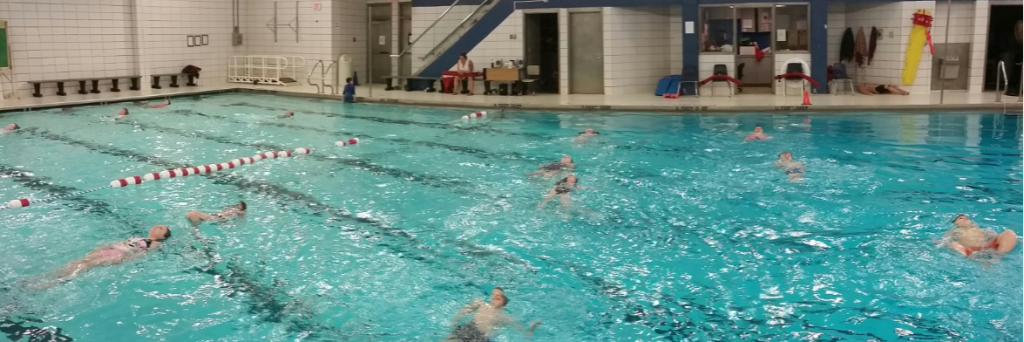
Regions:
[[701, 6, 734, 53], [775, 4, 809, 51]]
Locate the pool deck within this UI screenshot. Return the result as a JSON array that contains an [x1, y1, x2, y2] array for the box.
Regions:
[[1, 81, 1021, 114]]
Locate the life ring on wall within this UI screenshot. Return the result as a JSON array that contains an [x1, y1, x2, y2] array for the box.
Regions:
[[777, 57, 811, 78]]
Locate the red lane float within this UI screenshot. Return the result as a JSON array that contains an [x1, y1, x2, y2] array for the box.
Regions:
[[461, 111, 488, 120], [773, 73, 821, 87], [2, 147, 312, 210], [335, 138, 359, 146]]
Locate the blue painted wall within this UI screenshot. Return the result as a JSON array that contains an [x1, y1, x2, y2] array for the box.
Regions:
[[809, 0, 829, 93], [417, 0, 515, 77]]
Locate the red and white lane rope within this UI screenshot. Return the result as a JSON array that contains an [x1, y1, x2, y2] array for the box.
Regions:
[[335, 138, 359, 146], [2, 147, 311, 209]]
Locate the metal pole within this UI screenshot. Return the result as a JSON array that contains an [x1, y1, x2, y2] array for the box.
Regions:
[[295, 1, 299, 43], [273, 2, 278, 42], [939, 0, 951, 104], [367, 6, 373, 98]]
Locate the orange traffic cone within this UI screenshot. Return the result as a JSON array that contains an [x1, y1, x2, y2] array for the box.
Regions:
[[801, 90, 811, 105]]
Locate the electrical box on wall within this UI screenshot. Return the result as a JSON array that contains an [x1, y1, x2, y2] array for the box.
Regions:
[[0, 20, 9, 69], [233, 27, 244, 46]]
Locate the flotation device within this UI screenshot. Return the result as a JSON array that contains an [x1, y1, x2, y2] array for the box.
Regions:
[[698, 75, 743, 87], [902, 10, 933, 85], [775, 58, 818, 87]]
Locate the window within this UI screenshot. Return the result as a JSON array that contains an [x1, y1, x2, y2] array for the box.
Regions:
[[774, 4, 809, 51], [700, 6, 735, 53]]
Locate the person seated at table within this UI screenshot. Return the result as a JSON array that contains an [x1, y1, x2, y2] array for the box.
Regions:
[[452, 52, 475, 96], [856, 83, 910, 95]]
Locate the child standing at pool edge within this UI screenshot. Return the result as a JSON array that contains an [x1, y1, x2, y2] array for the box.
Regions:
[[344, 78, 356, 103]]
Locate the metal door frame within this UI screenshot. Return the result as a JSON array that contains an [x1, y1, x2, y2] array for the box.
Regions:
[[568, 10, 604, 94]]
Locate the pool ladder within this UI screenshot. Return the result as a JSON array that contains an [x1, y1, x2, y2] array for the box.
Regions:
[[306, 60, 337, 95], [994, 61, 1022, 103]]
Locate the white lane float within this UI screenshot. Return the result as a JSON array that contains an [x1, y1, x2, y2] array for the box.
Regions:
[[461, 111, 488, 120], [2, 147, 312, 210]]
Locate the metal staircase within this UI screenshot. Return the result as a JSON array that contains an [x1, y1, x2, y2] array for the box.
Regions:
[[413, 0, 501, 76]]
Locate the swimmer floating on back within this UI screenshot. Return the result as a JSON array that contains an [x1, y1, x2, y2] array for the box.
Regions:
[[442, 287, 541, 342], [744, 126, 770, 142], [538, 174, 579, 210], [28, 225, 171, 289], [186, 201, 247, 226], [279, 110, 294, 119], [574, 128, 600, 144], [775, 151, 805, 182], [111, 108, 129, 118], [941, 214, 1018, 258], [1, 123, 19, 134], [526, 155, 575, 179], [856, 83, 910, 96], [145, 99, 171, 108]]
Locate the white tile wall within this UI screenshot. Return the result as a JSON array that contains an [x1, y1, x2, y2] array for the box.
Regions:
[[602, 7, 672, 95], [842, 1, 934, 94], [136, 0, 238, 88], [1, 0, 140, 98], [669, 6, 682, 74], [559, 9, 569, 95], [0, 0, 368, 98], [826, 2, 846, 66], [242, 0, 367, 83], [968, 0, 989, 93]]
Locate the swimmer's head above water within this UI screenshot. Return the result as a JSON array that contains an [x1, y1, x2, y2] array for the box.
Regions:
[[490, 287, 508, 308], [778, 151, 793, 162], [3, 123, 19, 133], [753, 126, 764, 134], [560, 155, 573, 164], [284, 110, 293, 118], [952, 214, 972, 227], [119, 108, 129, 116], [236, 201, 247, 212], [149, 225, 172, 241]]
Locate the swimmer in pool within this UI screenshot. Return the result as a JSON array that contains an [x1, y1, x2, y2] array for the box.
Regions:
[[442, 287, 541, 342], [526, 155, 575, 179], [941, 214, 1018, 257], [1, 123, 19, 134], [538, 174, 578, 209], [574, 128, 600, 144], [856, 83, 910, 96], [186, 201, 247, 226], [145, 99, 171, 108], [744, 126, 770, 142], [279, 110, 294, 119], [29, 225, 170, 289], [111, 108, 129, 118], [775, 151, 805, 182]]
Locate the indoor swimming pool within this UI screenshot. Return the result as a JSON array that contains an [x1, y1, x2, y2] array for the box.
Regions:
[[0, 93, 1021, 342]]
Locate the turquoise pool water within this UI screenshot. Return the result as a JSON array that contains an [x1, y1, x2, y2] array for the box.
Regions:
[[0, 93, 1021, 342]]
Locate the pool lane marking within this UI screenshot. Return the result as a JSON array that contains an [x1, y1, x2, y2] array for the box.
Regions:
[[21, 127, 644, 318], [16, 128, 530, 282], [169, 109, 536, 162], [221, 102, 550, 138], [115, 119, 488, 196], [18, 128, 680, 336], [0, 163, 348, 340]]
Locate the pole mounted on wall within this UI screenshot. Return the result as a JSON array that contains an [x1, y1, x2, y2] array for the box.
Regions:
[[266, 1, 300, 43]]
